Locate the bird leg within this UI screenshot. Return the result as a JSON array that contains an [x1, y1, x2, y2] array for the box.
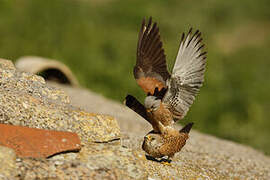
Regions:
[[161, 161, 172, 166], [157, 121, 166, 134]]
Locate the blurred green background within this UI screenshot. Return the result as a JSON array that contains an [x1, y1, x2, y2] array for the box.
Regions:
[[0, 0, 269, 154]]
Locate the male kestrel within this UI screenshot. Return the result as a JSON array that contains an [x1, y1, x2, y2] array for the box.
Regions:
[[124, 17, 206, 160]]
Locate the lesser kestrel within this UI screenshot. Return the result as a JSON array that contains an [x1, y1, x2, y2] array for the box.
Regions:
[[124, 17, 206, 160]]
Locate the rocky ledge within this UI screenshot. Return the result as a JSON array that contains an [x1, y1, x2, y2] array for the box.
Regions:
[[0, 58, 269, 179]]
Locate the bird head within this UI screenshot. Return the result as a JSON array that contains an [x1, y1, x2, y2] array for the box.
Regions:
[[143, 133, 163, 148], [144, 95, 161, 113]]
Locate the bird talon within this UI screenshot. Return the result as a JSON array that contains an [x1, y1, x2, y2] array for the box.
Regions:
[[161, 161, 171, 166], [140, 154, 147, 160]]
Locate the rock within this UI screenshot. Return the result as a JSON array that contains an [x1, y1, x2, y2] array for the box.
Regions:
[[0, 58, 120, 143], [0, 146, 16, 179], [0, 58, 270, 179], [15, 145, 147, 179], [50, 82, 270, 179], [47, 81, 153, 134]]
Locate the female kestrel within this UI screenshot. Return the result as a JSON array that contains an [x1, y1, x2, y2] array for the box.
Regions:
[[142, 122, 193, 160]]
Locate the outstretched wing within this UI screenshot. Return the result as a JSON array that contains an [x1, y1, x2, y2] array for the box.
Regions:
[[134, 17, 170, 95], [163, 29, 207, 121]]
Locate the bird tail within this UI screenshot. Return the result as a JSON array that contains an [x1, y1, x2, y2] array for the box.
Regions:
[[179, 122, 194, 134], [124, 94, 148, 120]]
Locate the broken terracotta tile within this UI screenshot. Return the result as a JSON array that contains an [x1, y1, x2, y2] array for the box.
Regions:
[[0, 124, 81, 158]]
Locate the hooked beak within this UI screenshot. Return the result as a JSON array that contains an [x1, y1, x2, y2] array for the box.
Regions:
[[144, 136, 151, 141], [146, 108, 152, 113]]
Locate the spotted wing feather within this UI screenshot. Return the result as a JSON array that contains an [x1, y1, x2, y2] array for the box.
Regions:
[[163, 29, 207, 121]]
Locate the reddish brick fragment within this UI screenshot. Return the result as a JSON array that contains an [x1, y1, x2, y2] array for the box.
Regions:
[[0, 124, 81, 158]]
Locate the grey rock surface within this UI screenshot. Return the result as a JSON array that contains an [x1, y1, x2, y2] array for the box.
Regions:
[[50, 82, 270, 180], [15, 142, 148, 180], [0, 58, 269, 179], [48, 81, 153, 134]]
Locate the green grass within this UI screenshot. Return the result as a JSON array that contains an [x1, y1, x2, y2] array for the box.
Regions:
[[0, 0, 270, 154]]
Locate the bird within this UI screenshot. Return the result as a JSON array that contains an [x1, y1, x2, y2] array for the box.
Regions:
[[124, 17, 206, 160], [142, 122, 193, 161], [125, 92, 194, 161], [125, 17, 206, 131]]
